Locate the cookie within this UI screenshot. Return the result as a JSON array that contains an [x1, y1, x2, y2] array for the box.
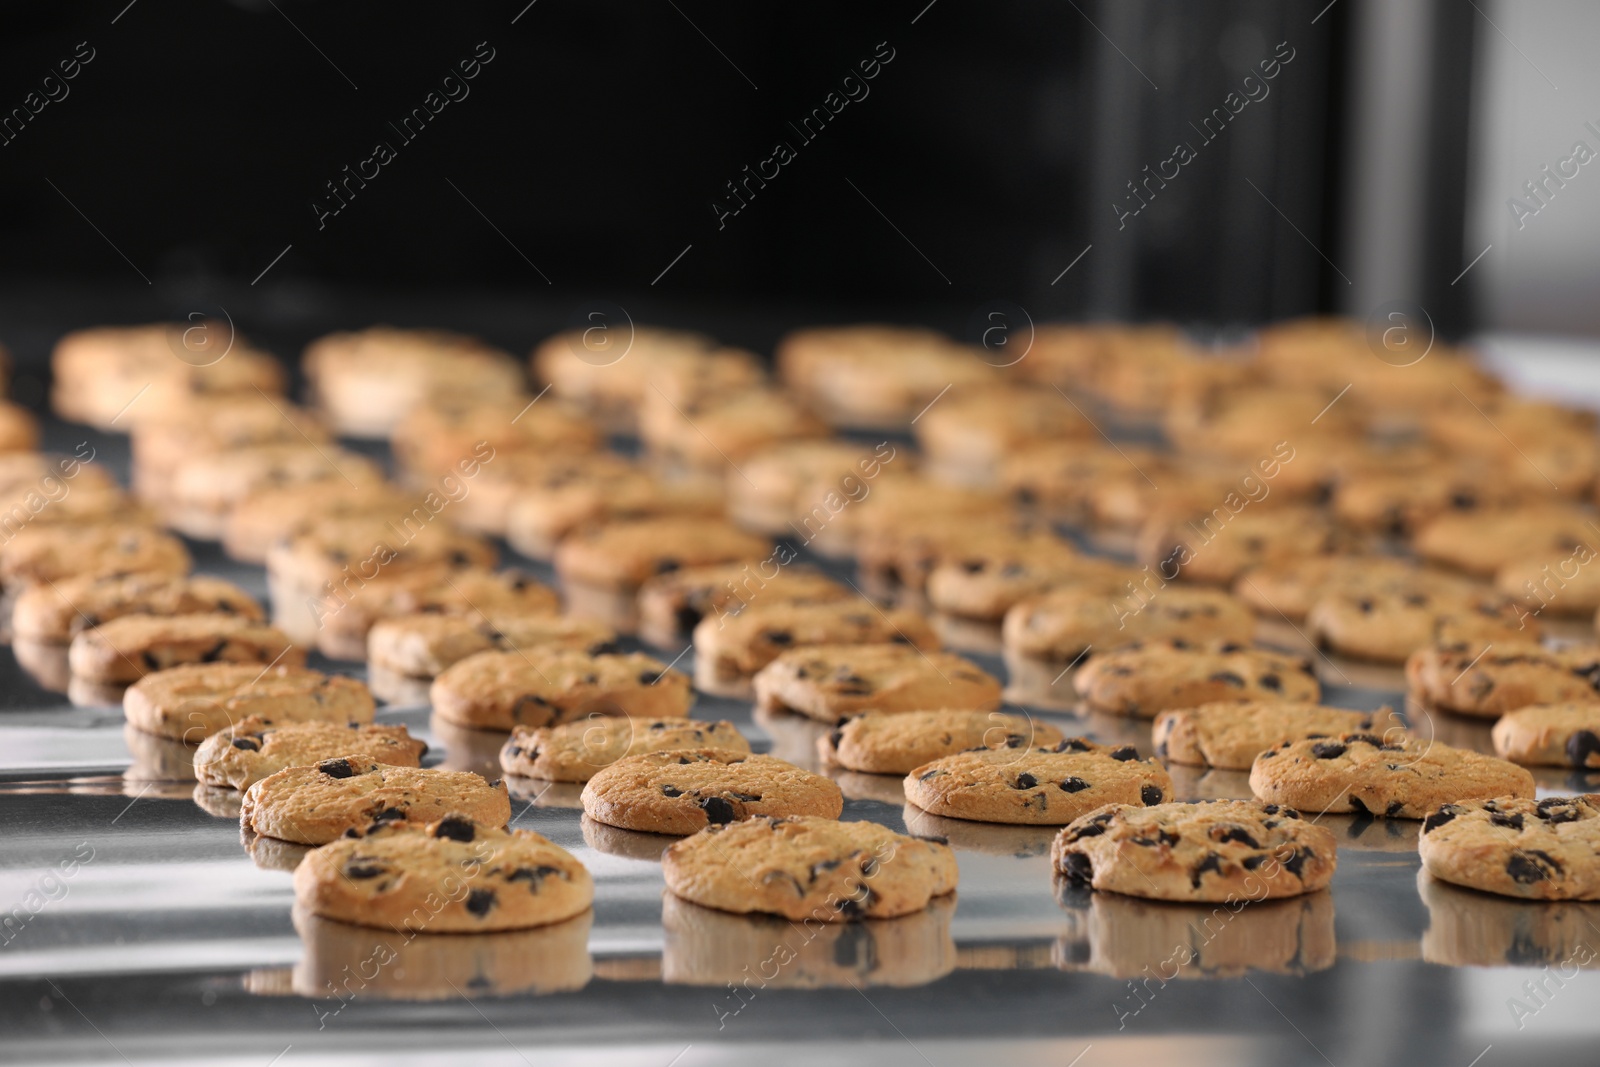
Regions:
[[581, 750, 844, 834], [1497, 547, 1600, 619], [166, 443, 387, 539], [429, 648, 693, 731], [1417, 867, 1600, 968], [819, 478, 1009, 561], [912, 385, 1091, 483], [243, 759, 511, 844], [1003, 586, 1256, 662], [502, 717, 747, 783], [222, 482, 415, 564], [12, 573, 261, 645], [1051, 799, 1337, 902], [905, 741, 1171, 825], [294, 815, 592, 930], [1305, 584, 1534, 665], [195, 717, 425, 790], [662, 815, 957, 920], [640, 386, 828, 471], [1415, 505, 1597, 578], [314, 567, 559, 662], [693, 600, 939, 685], [68, 614, 302, 684], [1136, 507, 1340, 586], [129, 394, 330, 504], [924, 540, 1132, 622], [753, 644, 1002, 722], [1405, 641, 1600, 716], [730, 439, 896, 535], [637, 563, 850, 646], [1001, 441, 1172, 524], [1232, 555, 1455, 622], [854, 513, 1041, 595], [0, 524, 190, 591], [553, 516, 771, 593], [1074, 641, 1320, 717], [819, 709, 1065, 775], [391, 393, 601, 483], [504, 465, 723, 560], [1153, 702, 1405, 769], [775, 324, 996, 429], [1249, 733, 1535, 817], [123, 664, 375, 742], [303, 326, 526, 438], [1418, 795, 1600, 900], [51, 322, 286, 431], [1492, 704, 1600, 767], [368, 612, 614, 680]]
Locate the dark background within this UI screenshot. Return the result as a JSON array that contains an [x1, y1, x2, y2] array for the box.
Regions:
[[0, 1, 1478, 368]]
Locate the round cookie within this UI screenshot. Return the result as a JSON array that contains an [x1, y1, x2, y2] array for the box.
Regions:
[[1249, 733, 1535, 818], [505, 465, 723, 559], [1232, 555, 1444, 622], [68, 614, 302, 684], [752, 644, 1002, 722], [1419, 795, 1600, 901], [1305, 584, 1534, 665], [195, 717, 426, 790], [729, 439, 890, 535], [368, 613, 616, 680], [1003, 585, 1256, 662], [430, 648, 692, 731], [1152, 702, 1406, 769], [1074, 641, 1320, 718], [166, 443, 387, 538], [1498, 551, 1600, 617], [925, 543, 1132, 622], [636, 562, 850, 644], [1492, 704, 1600, 767], [693, 600, 939, 685], [904, 740, 1173, 826], [295, 815, 593, 931], [639, 385, 827, 470], [1406, 641, 1600, 716], [222, 482, 415, 564], [580, 749, 843, 835], [662, 815, 957, 921], [501, 718, 750, 783], [1051, 799, 1338, 902], [553, 516, 770, 592], [243, 758, 511, 845], [1136, 507, 1339, 587], [0, 524, 190, 590], [819, 709, 1065, 775], [13, 573, 262, 645], [1414, 505, 1596, 578], [912, 384, 1092, 483], [123, 664, 375, 742]]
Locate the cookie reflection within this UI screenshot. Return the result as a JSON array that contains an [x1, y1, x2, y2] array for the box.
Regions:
[[1315, 812, 1421, 853], [1418, 869, 1600, 968], [122, 723, 198, 782], [580, 814, 675, 862], [242, 826, 313, 873], [1163, 764, 1255, 803], [829, 769, 910, 807], [753, 704, 830, 771], [1053, 879, 1336, 978], [504, 776, 585, 810], [13, 638, 70, 693], [193, 783, 244, 819], [290, 905, 592, 1000], [931, 613, 1004, 655], [429, 712, 507, 778], [902, 804, 1057, 858], [366, 663, 432, 707], [662, 892, 955, 991]]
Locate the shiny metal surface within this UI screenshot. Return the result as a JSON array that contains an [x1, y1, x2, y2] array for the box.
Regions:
[[3, 424, 1598, 1067]]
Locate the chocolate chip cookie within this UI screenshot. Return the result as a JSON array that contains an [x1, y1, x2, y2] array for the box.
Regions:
[[1153, 702, 1405, 769], [1492, 704, 1600, 767], [581, 749, 843, 834], [553, 516, 770, 593], [1419, 795, 1600, 900], [243, 759, 510, 844], [501, 718, 749, 782], [123, 663, 375, 742], [1074, 641, 1320, 717], [819, 709, 1065, 775], [636, 562, 850, 646], [12, 573, 261, 644], [1003, 585, 1256, 662], [904, 741, 1173, 825], [69, 614, 301, 684], [662, 815, 957, 920], [1051, 799, 1338, 902], [1405, 641, 1600, 716], [753, 644, 1002, 722], [1306, 584, 1533, 665], [694, 600, 939, 686], [429, 648, 693, 731], [195, 716, 426, 790], [368, 612, 616, 680], [1249, 733, 1535, 817]]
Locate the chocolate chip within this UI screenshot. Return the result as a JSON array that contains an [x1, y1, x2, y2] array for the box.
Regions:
[[1218, 643, 1242, 653], [1566, 730, 1600, 767], [1060, 851, 1094, 885], [1140, 785, 1163, 805], [142, 651, 162, 672], [700, 796, 736, 824], [1281, 847, 1313, 878], [1345, 733, 1385, 747], [1190, 852, 1224, 887], [674, 605, 703, 633], [465, 888, 496, 916], [432, 816, 475, 842], [1209, 671, 1246, 687], [345, 863, 385, 879], [1385, 801, 1404, 817], [1242, 854, 1266, 870], [1109, 746, 1138, 762], [638, 669, 664, 685], [764, 630, 793, 646], [1348, 796, 1370, 815], [318, 758, 356, 779], [960, 559, 985, 574], [231, 737, 260, 751], [507, 865, 563, 890], [1014, 773, 1038, 789], [918, 769, 945, 781], [1215, 827, 1259, 848], [1258, 674, 1282, 691], [1489, 811, 1525, 831], [655, 558, 681, 574], [1310, 742, 1346, 759], [1507, 849, 1563, 884], [661, 784, 683, 797], [827, 728, 845, 749], [371, 806, 406, 822], [1054, 738, 1091, 753], [1422, 805, 1459, 834], [1060, 777, 1090, 793], [1536, 798, 1581, 824]]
